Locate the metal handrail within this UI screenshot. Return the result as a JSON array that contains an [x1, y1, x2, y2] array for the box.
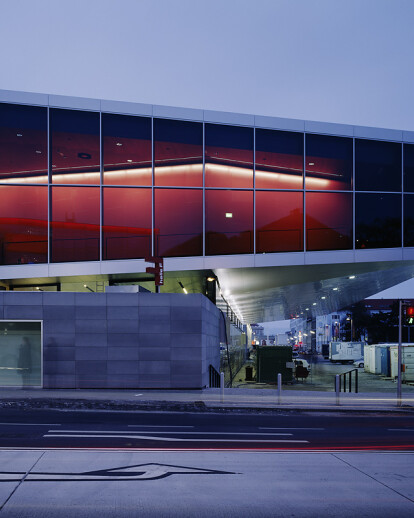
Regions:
[[209, 364, 221, 388], [334, 368, 358, 393]]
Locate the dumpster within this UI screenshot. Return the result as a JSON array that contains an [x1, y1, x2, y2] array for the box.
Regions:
[[256, 346, 293, 383]]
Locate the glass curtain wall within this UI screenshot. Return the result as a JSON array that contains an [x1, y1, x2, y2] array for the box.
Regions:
[[0, 100, 411, 265]]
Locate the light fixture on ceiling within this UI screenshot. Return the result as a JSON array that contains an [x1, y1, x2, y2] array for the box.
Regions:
[[321, 296, 326, 300], [116, 142, 122, 146], [308, 162, 314, 166], [312, 302, 317, 306], [178, 281, 188, 294], [305, 307, 309, 310], [349, 275, 356, 279], [333, 287, 338, 291], [225, 212, 233, 218], [127, 159, 133, 163], [16, 133, 22, 137], [35, 150, 42, 154]]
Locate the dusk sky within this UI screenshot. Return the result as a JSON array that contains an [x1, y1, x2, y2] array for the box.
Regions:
[[1, 0, 413, 131], [1, 0, 413, 331]]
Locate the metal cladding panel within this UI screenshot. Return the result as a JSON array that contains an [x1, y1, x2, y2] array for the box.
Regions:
[[0, 89, 49, 106], [101, 99, 152, 117], [48, 94, 101, 111]]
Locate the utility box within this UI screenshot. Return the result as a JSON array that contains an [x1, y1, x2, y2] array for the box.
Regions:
[[256, 346, 293, 383]]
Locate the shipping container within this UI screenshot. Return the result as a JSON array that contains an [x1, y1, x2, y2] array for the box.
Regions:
[[389, 345, 414, 382]]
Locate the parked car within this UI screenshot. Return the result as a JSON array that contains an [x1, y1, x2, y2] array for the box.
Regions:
[[353, 358, 364, 368]]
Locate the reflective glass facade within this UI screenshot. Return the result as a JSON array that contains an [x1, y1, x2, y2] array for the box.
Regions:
[[0, 99, 412, 266]]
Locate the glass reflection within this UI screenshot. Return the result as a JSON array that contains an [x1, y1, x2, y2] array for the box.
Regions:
[[256, 191, 303, 252], [0, 103, 47, 184], [50, 109, 100, 185], [205, 124, 253, 188], [51, 186, 100, 262], [306, 192, 353, 251], [103, 113, 151, 186], [0, 185, 48, 265], [0, 322, 42, 387], [206, 190, 253, 255], [154, 189, 203, 257], [356, 193, 401, 249], [404, 194, 414, 246], [103, 188, 152, 260], [355, 139, 402, 192], [404, 144, 414, 192], [154, 119, 203, 187], [306, 134, 352, 190], [255, 129, 303, 189]]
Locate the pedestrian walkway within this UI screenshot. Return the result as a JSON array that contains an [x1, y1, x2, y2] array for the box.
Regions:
[[0, 387, 412, 412]]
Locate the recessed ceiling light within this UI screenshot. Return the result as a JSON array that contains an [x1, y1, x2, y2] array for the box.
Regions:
[[16, 133, 22, 137], [116, 142, 122, 146], [349, 275, 356, 279], [312, 302, 317, 305], [35, 150, 42, 154], [308, 162, 314, 166], [305, 307, 309, 310], [333, 287, 338, 291], [321, 296, 326, 300], [127, 159, 133, 163], [225, 212, 233, 218]]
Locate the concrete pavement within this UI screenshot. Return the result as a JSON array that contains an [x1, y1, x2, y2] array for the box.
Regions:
[[0, 449, 413, 517]]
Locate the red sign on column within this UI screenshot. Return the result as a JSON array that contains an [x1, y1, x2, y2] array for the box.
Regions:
[[145, 256, 164, 286]]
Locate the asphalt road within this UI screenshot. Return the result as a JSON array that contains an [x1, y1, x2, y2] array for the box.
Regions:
[[0, 409, 413, 451]]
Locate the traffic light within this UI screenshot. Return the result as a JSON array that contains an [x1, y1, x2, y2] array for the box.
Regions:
[[404, 305, 414, 325]]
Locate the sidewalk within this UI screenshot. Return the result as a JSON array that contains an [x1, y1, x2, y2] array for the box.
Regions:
[[0, 387, 413, 413]]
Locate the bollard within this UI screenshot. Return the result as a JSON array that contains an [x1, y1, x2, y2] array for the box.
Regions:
[[335, 374, 340, 406], [220, 372, 225, 403], [277, 373, 282, 405]]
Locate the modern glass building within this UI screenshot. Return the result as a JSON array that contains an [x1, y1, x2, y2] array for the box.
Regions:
[[1, 89, 414, 389], [1, 89, 414, 323]]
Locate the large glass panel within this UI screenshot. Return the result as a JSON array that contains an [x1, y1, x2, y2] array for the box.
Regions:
[[404, 194, 414, 246], [206, 190, 253, 255], [154, 189, 202, 257], [154, 119, 203, 187], [255, 129, 303, 189], [0, 103, 47, 184], [0, 321, 42, 387], [0, 185, 47, 264], [51, 186, 100, 262], [256, 191, 303, 252], [355, 139, 402, 192], [306, 134, 352, 190], [103, 188, 151, 260], [103, 113, 151, 186], [306, 192, 353, 250], [403, 144, 414, 192], [205, 124, 253, 188], [356, 193, 401, 249], [50, 109, 100, 185]]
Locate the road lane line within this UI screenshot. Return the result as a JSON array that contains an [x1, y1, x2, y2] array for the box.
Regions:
[[128, 425, 194, 428], [259, 427, 325, 430], [43, 434, 308, 443], [47, 430, 293, 436], [0, 423, 62, 427]]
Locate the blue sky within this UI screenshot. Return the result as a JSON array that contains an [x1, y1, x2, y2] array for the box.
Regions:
[[1, 0, 414, 130]]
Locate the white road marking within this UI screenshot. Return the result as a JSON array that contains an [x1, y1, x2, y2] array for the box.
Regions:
[[259, 427, 325, 431], [44, 434, 308, 443], [0, 423, 62, 426], [47, 430, 293, 436], [128, 425, 194, 428]]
